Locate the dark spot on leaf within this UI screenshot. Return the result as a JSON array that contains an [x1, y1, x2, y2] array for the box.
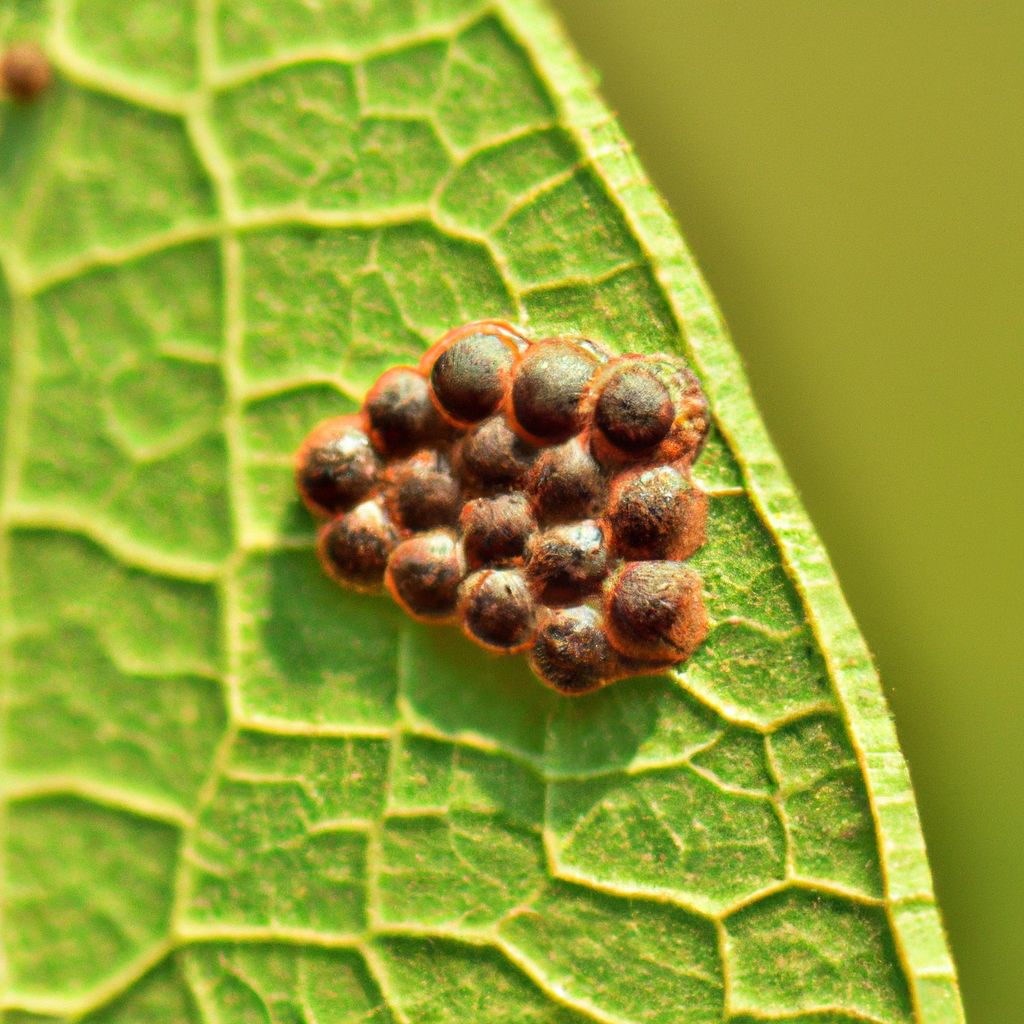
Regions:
[[1, 44, 51, 103]]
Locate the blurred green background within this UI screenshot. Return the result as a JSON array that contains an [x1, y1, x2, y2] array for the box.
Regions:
[[554, 2, 1022, 1021]]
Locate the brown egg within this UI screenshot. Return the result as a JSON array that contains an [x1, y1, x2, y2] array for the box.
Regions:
[[607, 464, 707, 561], [460, 493, 536, 568], [458, 415, 536, 492], [364, 367, 448, 456], [526, 436, 606, 523], [511, 338, 600, 442], [459, 568, 536, 653], [296, 416, 381, 517], [594, 364, 675, 453], [530, 605, 616, 694], [526, 521, 609, 606], [318, 500, 398, 593], [424, 320, 524, 426], [386, 530, 465, 621], [605, 561, 707, 662], [385, 449, 461, 531]]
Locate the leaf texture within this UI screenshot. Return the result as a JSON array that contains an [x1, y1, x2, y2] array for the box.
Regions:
[[0, 1, 962, 1022]]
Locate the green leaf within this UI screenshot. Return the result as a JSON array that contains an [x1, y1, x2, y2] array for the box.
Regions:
[[0, 1, 962, 1022]]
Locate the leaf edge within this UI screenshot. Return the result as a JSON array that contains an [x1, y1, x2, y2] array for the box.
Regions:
[[498, 1, 964, 1021]]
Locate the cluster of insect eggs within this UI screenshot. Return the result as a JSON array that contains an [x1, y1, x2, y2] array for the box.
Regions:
[[296, 320, 712, 695]]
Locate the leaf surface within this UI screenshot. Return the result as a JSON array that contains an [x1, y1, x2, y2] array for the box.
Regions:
[[0, 1, 961, 1022]]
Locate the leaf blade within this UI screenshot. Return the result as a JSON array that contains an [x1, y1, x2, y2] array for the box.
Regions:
[[0, 1, 961, 1022]]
